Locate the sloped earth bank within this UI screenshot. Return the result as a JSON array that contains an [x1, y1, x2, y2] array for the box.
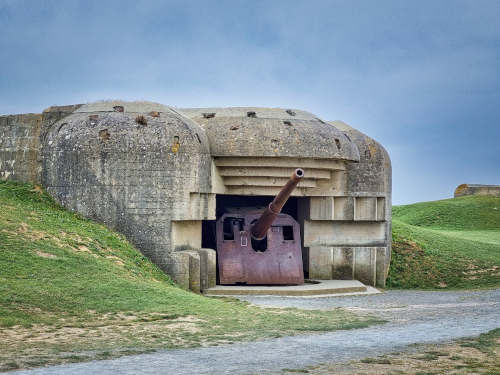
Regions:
[[9, 289, 500, 375]]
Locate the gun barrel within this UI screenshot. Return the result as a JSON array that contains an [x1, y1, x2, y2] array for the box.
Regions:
[[250, 168, 304, 240]]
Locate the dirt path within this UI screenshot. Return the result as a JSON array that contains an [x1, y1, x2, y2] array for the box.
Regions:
[[10, 289, 500, 375]]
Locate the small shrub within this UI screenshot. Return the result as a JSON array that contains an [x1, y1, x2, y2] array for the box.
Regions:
[[135, 115, 147, 126]]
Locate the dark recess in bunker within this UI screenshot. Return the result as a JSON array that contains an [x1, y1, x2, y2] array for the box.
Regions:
[[202, 194, 301, 284]]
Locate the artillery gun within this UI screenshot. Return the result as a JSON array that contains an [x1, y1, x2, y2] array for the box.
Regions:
[[216, 169, 305, 285]]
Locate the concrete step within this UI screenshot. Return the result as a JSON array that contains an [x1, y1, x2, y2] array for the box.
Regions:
[[222, 176, 317, 188], [218, 166, 332, 180], [203, 279, 380, 297]]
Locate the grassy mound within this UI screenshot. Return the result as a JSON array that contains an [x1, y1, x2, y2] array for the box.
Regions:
[[387, 195, 500, 289], [0, 181, 378, 371]]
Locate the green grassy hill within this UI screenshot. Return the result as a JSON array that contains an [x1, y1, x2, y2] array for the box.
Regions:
[[0, 181, 376, 371], [387, 195, 500, 289], [2, 180, 498, 369]]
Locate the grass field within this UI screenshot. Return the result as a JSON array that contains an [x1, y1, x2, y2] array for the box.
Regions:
[[1, 180, 499, 370], [0, 181, 379, 371], [387, 195, 500, 289]]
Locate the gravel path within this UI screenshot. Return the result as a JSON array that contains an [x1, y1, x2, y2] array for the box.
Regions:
[[13, 289, 500, 375]]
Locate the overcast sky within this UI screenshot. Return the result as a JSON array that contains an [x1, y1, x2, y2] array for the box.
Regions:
[[1, 0, 499, 204]]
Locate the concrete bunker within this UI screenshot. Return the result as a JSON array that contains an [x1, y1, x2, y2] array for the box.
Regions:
[[454, 184, 500, 198], [0, 101, 392, 292]]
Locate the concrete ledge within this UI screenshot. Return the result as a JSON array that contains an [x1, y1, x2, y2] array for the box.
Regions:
[[203, 280, 370, 297]]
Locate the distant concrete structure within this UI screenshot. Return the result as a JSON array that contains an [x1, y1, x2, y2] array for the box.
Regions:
[[0, 101, 392, 291], [454, 184, 500, 198]]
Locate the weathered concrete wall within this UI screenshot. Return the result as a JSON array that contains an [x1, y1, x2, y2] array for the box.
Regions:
[[454, 184, 500, 198], [41, 101, 214, 275], [309, 121, 392, 287], [178, 108, 359, 161], [0, 113, 42, 183], [0, 104, 83, 184]]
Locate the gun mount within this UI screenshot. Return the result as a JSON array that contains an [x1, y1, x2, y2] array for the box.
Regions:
[[216, 169, 305, 285], [251, 168, 304, 240]]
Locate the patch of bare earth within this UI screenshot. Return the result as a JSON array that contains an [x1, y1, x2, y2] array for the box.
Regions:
[[35, 250, 57, 259], [0, 313, 206, 372], [464, 265, 500, 280], [286, 338, 500, 374]]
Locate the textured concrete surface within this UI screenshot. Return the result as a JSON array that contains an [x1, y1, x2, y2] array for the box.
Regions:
[[329, 121, 392, 287], [0, 113, 42, 183], [11, 289, 500, 375], [178, 107, 359, 161], [454, 183, 500, 197], [0, 105, 82, 184], [195, 248, 217, 290], [203, 280, 370, 296], [41, 102, 213, 275]]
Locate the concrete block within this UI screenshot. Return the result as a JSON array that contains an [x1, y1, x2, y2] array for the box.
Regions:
[[189, 193, 216, 220], [309, 246, 333, 279], [354, 197, 377, 221], [184, 251, 201, 293], [0, 114, 42, 184], [203, 280, 370, 297], [332, 247, 354, 279], [164, 252, 190, 290], [196, 248, 217, 291], [304, 221, 386, 247], [310, 196, 334, 220], [171, 221, 202, 251], [204, 249, 217, 288], [330, 169, 348, 192], [376, 247, 388, 287], [354, 247, 376, 286], [376, 197, 385, 221], [333, 196, 354, 220]]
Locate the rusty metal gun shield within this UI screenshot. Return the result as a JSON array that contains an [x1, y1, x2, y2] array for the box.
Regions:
[[216, 212, 304, 285]]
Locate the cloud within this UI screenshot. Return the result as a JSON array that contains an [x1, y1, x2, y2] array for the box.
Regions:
[[1, 0, 499, 204]]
